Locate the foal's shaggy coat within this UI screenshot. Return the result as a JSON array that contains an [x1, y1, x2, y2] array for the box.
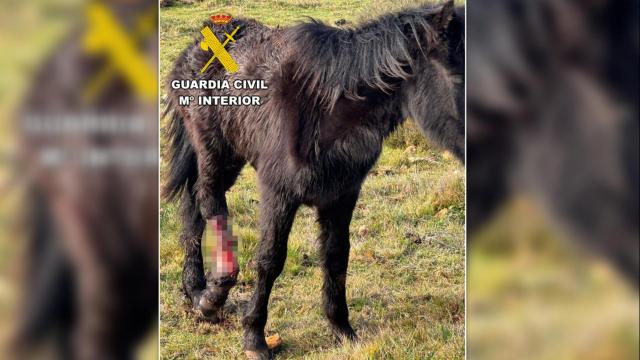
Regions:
[[164, 2, 463, 357]]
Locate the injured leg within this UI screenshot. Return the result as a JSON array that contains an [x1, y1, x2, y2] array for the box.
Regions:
[[195, 215, 240, 322]]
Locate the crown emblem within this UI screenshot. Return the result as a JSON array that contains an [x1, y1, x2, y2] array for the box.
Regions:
[[211, 14, 232, 25]]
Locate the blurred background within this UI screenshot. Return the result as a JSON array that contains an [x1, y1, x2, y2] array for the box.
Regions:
[[1, 0, 638, 359], [467, 0, 639, 359], [0, 0, 158, 359]]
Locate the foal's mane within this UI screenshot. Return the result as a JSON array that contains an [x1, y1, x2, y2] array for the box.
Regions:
[[285, 2, 451, 111]]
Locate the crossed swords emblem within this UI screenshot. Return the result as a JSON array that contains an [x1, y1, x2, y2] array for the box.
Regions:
[[199, 25, 241, 74]]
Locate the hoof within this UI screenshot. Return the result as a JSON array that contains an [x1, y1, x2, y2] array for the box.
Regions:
[[332, 326, 358, 344], [245, 349, 271, 360], [191, 272, 238, 322], [192, 290, 223, 323]]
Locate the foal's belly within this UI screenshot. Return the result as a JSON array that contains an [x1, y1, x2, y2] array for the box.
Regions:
[[238, 117, 384, 205], [284, 132, 383, 205]]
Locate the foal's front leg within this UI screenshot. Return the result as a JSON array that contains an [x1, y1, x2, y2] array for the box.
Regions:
[[317, 191, 359, 342], [243, 188, 299, 359]]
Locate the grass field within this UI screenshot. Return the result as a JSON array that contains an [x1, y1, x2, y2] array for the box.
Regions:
[[160, 1, 465, 359]]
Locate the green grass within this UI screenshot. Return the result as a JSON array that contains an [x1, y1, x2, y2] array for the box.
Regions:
[[160, 1, 465, 359]]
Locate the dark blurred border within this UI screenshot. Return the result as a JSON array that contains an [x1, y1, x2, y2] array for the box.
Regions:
[[467, 0, 638, 358]]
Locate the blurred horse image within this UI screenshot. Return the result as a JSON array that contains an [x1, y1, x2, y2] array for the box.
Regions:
[[467, 0, 639, 281], [11, 2, 159, 359]]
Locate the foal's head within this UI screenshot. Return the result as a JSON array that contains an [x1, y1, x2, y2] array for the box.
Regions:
[[397, 1, 465, 161], [281, 1, 464, 163]]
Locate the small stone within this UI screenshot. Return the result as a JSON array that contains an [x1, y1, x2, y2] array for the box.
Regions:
[[266, 333, 282, 350]]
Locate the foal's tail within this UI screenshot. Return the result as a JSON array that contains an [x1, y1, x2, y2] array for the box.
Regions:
[[162, 97, 197, 202]]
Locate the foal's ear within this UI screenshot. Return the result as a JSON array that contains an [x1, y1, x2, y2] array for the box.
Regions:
[[431, 0, 455, 33]]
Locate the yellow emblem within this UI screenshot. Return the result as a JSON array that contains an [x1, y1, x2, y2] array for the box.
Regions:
[[200, 25, 241, 74]]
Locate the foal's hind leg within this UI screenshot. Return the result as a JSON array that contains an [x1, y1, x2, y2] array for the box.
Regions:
[[181, 159, 244, 321], [317, 191, 360, 342], [195, 158, 245, 321], [182, 119, 245, 320], [178, 182, 207, 309]]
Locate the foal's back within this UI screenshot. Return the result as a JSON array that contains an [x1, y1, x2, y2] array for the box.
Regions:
[[170, 17, 394, 198]]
